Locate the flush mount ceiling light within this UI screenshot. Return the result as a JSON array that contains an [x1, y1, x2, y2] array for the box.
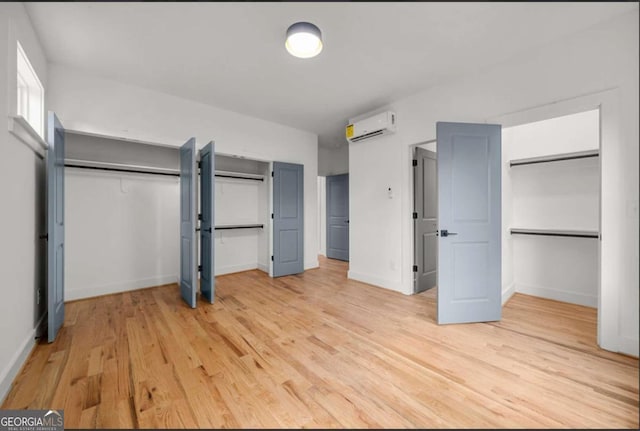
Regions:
[[285, 21, 323, 59]]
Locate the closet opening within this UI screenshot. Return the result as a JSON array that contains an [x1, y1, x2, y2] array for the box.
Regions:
[[213, 154, 270, 276], [411, 109, 600, 338], [503, 109, 601, 336]]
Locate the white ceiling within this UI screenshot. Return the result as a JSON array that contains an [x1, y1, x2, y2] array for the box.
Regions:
[[26, 2, 636, 148]]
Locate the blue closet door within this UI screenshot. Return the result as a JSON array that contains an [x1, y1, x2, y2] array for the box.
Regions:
[[199, 141, 215, 303], [272, 162, 304, 277], [180, 138, 197, 308], [47, 112, 65, 343]]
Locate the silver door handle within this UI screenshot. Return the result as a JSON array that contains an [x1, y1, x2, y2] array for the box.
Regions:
[[440, 229, 458, 237]]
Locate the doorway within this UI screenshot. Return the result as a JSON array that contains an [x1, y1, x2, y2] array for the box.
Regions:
[[326, 174, 349, 261], [413, 143, 437, 293]]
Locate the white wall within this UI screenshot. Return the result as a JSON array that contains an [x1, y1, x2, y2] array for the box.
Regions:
[[503, 110, 600, 307], [48, 64, 319, 282], [318, 145, 348, 176], [65, 169, 180, 300], [0, 2, 48, 402], [349, 10, 638, 355]]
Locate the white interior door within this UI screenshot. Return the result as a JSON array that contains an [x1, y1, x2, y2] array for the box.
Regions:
[[437, 122, 502, 324]]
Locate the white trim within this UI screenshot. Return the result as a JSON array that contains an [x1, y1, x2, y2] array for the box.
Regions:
[[348, 270, 407, 294], [257, 263, 269, 273], [502, 282, 516, 305], [0, 315, 45, 404], [16, 41, 44, 139], [515, 283, 597, 308], [8, 115, 47, 158], [216, 263, 258, 276], [305, 259, 320, 270], [618, 336, 639, 358], [66, 275, 178, 301]]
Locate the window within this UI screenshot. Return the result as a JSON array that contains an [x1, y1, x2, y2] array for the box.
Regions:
[[16, 41, 44, 138]]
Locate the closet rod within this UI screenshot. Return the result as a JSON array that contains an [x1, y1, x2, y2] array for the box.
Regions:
[[65, 163, 180, 177], [509, 150, 599, 167], [215, 224, 264, 230], [215, 173, 264, 182], [510, 228, 599, 239]]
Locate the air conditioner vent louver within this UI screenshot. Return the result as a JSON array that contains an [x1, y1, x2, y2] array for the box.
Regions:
[[350, 129, 384, 142], [346, 111, 397, 143]]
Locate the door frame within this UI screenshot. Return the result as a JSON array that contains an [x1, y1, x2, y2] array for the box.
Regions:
[[488, 89, 615, 352], [409, 139, 437, 295]]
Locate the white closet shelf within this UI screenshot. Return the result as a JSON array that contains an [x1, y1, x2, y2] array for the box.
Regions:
[[510, 228, 599, 239], [509, 149, 599, 167]]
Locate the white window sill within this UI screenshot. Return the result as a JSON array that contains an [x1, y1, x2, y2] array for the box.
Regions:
[[8, 115, 47, 157]]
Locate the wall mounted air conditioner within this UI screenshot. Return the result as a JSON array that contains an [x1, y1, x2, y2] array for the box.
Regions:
[[346, 111, 396, 143]]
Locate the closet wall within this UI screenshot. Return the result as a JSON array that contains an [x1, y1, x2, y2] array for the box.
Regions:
[[502, 109, 600, 307]]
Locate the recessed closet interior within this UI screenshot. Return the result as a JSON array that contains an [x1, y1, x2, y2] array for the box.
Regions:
[[503, 109, 600, 312], [64, 131, 271, 302]]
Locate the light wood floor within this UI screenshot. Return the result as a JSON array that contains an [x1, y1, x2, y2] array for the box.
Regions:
[[3, 257, 638, 428]]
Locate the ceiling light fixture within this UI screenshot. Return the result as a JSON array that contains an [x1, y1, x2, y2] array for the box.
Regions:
[[285, 21, 323, 59]]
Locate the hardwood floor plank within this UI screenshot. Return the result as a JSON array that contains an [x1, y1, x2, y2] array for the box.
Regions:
[[2, 256, 637, 428]]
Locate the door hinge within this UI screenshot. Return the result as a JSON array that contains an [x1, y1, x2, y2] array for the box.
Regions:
[[197, 161, 201, 168], [412, 159, 418, 167], [271, 213, 274, 219], [412, 212, 418, 219], [198, 213, 202, 220], [39, 234, 48, 240], [412, 265, 418, 272], [198, 265, 202, 272], [271, 171, 274, 177], [271, 255, 274, 261]]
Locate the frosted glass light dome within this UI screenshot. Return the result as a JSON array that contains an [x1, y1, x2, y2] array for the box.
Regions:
[[285, 22, 323, 59]]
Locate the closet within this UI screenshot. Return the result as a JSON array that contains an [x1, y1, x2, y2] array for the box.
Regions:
[[64, 134, 273, 293], [213, 154, 270, 276], [503, 109, 600, 308]]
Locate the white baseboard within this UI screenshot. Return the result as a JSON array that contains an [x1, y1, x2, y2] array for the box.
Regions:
[[347, 271, 406, 294], [216, 263, 258, 276], [0, 314, 45, 404], [257, 263, 269, 273], [305, 259, 320, 270], [502, 282, 516, 305], [66, 274, 178, 301], [618, 336, 639, 357], [515, 283, 597, 308]]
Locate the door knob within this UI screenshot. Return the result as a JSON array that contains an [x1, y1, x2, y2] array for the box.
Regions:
[[440, 229, 458, 237]]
